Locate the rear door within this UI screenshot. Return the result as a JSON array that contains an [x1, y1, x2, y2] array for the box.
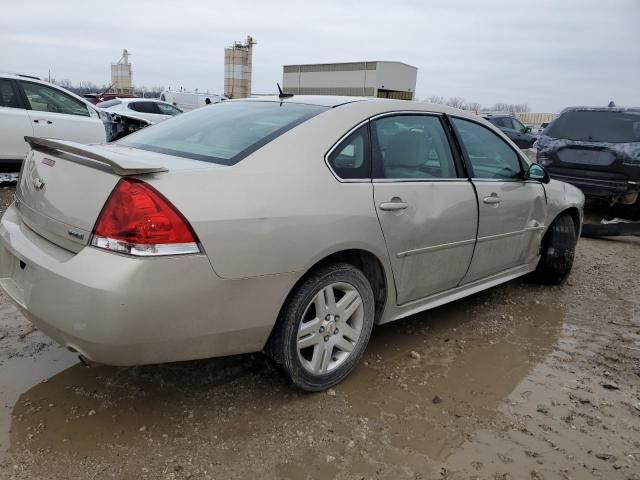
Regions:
[[0, 78, 33, 161], [371, 113, 478, 304], [451, 117, 546, 283], [19, 81, 106, 144]]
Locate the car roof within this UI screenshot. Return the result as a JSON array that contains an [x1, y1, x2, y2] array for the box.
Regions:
[[561, 106, 640, 114], [239, 95, 368, 108], [0, 72, 42, 81], [232, 95, 479, 117]]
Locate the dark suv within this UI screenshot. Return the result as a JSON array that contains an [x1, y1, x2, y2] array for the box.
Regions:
[[535, 107, 640, 199], [482, 114, 536, 149]]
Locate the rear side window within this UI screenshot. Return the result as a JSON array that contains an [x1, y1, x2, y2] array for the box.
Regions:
[[0, 80, 21, 108], [373, 115, 457, 179], [129, 101, 159, 114], [327, 125, 370, 180], [545, 110, 640, 143], [120, 101, 328, 165], [21, 82, 90, 117]]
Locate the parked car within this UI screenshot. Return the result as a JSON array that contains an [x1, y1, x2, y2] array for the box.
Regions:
[[0, 97, 583, 391], [482, 113, 537, 149], [530, 121, 552, 137], [0, 73, 106, 165], [83, 92, 137, 105], [160, 89, 226, 111], [536, 106, 640, 202], [97, 98, 183, 124]]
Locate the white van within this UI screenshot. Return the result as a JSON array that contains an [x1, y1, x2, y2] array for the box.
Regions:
[[159, 89, 226, 111]]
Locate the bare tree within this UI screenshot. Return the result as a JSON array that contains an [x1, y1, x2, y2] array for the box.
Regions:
[[465, 102, 482, 112], [489, 103, 531, 114], [427, 95, 446, 105], [446, 97, 467, 109]]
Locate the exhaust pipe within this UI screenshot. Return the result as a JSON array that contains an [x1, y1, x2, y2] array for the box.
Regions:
[[78, 354, 94, 367]]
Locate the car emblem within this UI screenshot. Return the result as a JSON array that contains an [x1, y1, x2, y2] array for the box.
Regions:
[[33, 177, 45, 190], [67, 230, 85, 240]]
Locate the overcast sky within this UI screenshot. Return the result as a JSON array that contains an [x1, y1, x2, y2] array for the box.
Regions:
[[1, 0, 638, 112]]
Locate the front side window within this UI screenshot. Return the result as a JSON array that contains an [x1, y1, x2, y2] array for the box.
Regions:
[[511, 118, 526, 133], [327, 125, 370, 179], [373, 115, 457, 179], [21, 82, 89, 117], [120, 101, 328, 165], [156, 103, 182, 115], [452, 117, 523, 180], [0, 80, 20, 108]]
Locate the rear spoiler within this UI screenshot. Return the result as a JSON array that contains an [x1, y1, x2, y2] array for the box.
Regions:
[[25, 137, 168, 176]]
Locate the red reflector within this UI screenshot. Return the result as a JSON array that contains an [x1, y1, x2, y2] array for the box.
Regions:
[[91, 179, 199, 256]]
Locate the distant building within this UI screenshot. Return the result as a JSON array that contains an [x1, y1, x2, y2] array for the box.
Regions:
[[282, 61, 417, 100], [111, 49, 133, 95], [224, 36, 256, 99]]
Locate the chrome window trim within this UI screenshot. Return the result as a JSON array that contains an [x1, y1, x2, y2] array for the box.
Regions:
[[370, 111, 464, 183], [448, 114, 531, 175], [373, 178, 466, 183], [324, 110, 447, 183], [323, 119, 372, 183]]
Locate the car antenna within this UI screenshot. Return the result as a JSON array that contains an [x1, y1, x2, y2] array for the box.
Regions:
[[277, 83, 294, 99]]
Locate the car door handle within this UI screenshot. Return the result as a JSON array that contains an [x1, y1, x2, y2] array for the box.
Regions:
[[483, 195, 501, 205], [32, 120, 52, 124], [379, 201, 408, 211]]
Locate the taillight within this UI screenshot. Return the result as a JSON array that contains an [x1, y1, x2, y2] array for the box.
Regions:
[[91, 178, 200, 256]]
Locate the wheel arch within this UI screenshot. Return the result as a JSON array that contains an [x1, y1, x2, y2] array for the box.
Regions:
[[547, 206, 582, 238], [264, 248, 390, 359]]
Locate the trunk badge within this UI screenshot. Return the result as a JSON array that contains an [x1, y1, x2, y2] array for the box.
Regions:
[[33, 177, 45, 190]]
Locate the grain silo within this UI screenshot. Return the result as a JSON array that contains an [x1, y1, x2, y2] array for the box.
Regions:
[[111, 49, 133, 95], [224, 36, 256, 99]]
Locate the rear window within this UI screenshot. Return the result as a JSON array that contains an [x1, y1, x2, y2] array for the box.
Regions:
[[119, 101, 328, 165], [546, 110, 640, 143]]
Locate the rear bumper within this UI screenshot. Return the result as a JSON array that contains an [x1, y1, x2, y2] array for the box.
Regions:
[[548, 171, 640, 197], [0, 203, 297, 366]]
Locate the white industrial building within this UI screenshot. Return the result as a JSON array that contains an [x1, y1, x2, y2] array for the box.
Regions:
[[282, 61, 417, 100]]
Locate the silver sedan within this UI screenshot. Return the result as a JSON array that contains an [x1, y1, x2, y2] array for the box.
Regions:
[[0, 96, 584, 391]]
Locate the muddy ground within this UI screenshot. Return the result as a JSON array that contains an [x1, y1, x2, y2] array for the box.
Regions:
[[0, 186, 638, 480]]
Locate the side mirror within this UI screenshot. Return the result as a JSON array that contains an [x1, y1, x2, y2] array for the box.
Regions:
[[524, 126, 532, 134], [525, 163, 550, 183]]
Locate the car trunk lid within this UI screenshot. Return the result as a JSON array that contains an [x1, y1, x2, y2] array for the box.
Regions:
[[16, 138, 217, 253]]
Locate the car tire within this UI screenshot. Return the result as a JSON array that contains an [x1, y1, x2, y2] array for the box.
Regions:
[[533, 213, 577, 285], [267, 263, 375, 392]]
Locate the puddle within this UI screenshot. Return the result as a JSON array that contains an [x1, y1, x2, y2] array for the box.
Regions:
[[0, 283, 566, 478]]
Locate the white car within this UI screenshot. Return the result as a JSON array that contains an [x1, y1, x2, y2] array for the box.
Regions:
[[97, 98, 183, 124], [0, 73, 106, 164]]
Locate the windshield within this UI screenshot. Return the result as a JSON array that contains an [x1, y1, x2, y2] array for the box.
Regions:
[[545, 110, 640, 143], [119, 101, 328, 165], [96, 99, 122, 108]]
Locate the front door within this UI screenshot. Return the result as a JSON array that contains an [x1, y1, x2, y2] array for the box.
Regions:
[[450, 117, 547, 283], [372, 114, 478, 304]]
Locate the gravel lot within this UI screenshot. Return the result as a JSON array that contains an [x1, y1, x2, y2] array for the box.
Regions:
[[0, 186, 638, 480]]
